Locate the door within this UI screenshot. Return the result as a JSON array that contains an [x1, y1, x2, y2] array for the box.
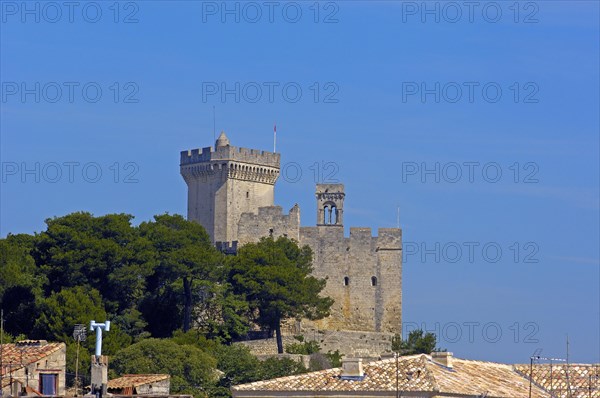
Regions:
[[39, 373, 58, 395]]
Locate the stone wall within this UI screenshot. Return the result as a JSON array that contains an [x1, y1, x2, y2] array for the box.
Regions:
[[236, 336, 299, 356], [136, 379, 170, 395], [298, 329, 394, 359], [238, 205, 300, 246], [299, 226, 402, 333], [237, 207, 402, 335], [181, 142, 281, 244], [1, 343, 67, 396], [181, 138, 402, 357], [255, 354, 311, 369], [235, 330, 394, 360]]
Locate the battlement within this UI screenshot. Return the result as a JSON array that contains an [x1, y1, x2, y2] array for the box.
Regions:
[[350, 227, 373, 240], [238, 205, 301, 245], [376, 228, 402, 248], [180, 129, 402, 338], [180, 144, 280, 185], [180, 145, 280, 168], [298, 226, 401, 242]]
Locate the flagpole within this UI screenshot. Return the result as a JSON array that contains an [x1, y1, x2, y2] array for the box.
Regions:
[[273, 123, 277, 153]]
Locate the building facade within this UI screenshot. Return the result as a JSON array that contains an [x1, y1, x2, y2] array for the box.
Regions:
[[180, 133, 402, 338], [0, 340, 66, 396], [107, 374, 171, 395]]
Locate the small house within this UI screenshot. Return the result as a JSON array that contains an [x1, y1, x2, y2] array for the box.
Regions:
[[0, 340, 66, 396], [107, 374, 170, 395]]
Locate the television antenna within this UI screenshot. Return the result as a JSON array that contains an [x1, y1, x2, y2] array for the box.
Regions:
[[72, 324, 87, 396]]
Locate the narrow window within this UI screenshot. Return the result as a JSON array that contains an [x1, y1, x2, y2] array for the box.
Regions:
[[246, 191, 249, 198], [371, 276, 378, 286], [344, 277, 349, 286]]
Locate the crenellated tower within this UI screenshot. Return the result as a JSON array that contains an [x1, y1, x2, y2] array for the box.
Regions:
[[180, 132, 280, 245], [180, 132, 402, 353]]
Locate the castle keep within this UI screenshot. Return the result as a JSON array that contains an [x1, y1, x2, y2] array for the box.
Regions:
[[180, 133, 402, 339]]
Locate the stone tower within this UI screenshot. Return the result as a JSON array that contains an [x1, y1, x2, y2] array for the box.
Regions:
[[300, 184, 402, 334], [181, 133, 402, 354], [316, 184, 345, 226], [180, 132, 280, 244]]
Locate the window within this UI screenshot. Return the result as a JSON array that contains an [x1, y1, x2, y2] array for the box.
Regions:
[[40, 373, 58, 396], [323, 204, 339, 225], [344, 277, 349, 286], [246, 191, 249, 198], [371, 276, 378, 286]]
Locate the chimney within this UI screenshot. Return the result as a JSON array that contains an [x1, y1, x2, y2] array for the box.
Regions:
[[340, 358, 364, 380], [431, 351, 453, 369]]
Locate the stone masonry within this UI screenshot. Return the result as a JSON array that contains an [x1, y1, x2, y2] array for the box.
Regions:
[[180, 133, 402, 353]]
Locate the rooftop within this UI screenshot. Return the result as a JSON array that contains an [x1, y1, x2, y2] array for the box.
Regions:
[[108, 374, 171, 389], [233, 354, 552, 398], [0, 341, 65, 376], [514, 363, 600, 398]]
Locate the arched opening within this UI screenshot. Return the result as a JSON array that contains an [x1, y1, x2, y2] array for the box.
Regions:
[[344, 277, 349, 286], [323, 201, 338, 225], [371, 276, 378, 286], [323, 205, 330, 224]]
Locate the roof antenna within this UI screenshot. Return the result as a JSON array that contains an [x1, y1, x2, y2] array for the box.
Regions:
[[566, 335, 573, 398]]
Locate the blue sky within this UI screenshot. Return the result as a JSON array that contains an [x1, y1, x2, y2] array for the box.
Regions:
[[1, 1, 598, 363]]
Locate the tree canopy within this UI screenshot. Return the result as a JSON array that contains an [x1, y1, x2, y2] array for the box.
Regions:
[[230, 236, 333, 353], [392, 329, 439, 355], [0, 212, 334, 397], [110, 339, 217, 397]]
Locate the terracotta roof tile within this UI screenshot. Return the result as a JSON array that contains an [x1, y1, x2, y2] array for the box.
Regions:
[[233, 354, 552, 398], [0, 341, 64, 377], [108, 374, 170, 389], [514, 364, 600, 398]]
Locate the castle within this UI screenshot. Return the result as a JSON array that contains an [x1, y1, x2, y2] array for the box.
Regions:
[[180, 132, 402, 350]]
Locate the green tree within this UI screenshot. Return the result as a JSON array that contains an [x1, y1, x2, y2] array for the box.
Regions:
[[285, 340, 321, 355], [34, 286, 132, 375], [210, 344, 260, 388], [34, 286, 107, 341], [0, 235, 46, 336], [32, 212, 153, 315], [138, 214, 225, 333], [259, 357, 307, 379], [0, 235, 43, 297], [110, 339, 217, 397], [1, 285, 39, 336], [395, 330, 438, 355], [231, 236, 333, 353], [192, 281, 250, 342]]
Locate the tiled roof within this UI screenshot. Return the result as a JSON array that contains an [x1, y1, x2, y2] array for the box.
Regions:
[[514, 364, 600, 398], [0, 341, 64, 376], [232, 354, 552, 398], [108, 374, 170, 389]]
